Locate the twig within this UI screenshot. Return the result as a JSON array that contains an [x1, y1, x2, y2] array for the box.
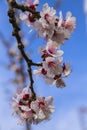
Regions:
[[7, 0, 41, 99]]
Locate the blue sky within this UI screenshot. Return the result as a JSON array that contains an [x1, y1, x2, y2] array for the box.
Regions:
[[0, 0, 87, 130]]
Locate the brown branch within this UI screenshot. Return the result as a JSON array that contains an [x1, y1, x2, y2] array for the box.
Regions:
[[26, 121, 31, 130], [7, 0, 42, 99]]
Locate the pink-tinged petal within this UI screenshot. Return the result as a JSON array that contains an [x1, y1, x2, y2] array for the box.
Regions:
[[45, 77, 55, 85], [24, 110, 33, 119], [58, 57, 63, 63], [33, 0, 39, 5], [48, 106, 55, 113], [56, 78, 66, 88], [31, 101, 39, 112], [52, 31, 65, 45], [56, 50, 64, 56], [45, 96, 53, 105], [63, 63, 71, 77], [47, 47, 56, 55], [65, 12, 76, 31], [66, 11, 72, 19], [58, 11, 63, 27], [22, 86, 29, 94], [45, 57, 55, 63], [64, 29, 71, 39], [36, 109, 46, 119], [33, 68, 42, 76], [20, 106, 31, 111]]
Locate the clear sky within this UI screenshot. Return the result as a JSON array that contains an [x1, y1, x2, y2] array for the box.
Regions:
[[0, 0, 87, 130]]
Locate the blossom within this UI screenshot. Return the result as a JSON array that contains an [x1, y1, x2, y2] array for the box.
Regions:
[[34, 6, 76, 46], [65, 11, 76, 32], [12, 87, 55, 124], [40, 3, 56, 23], [20, 0, 39, 26], [39, 40, 64, 59], [33, 3, 57, 39], [33, 57, 70, 87], [9, 0, 76, 126], [31, 96, 55, 123], [34, 40, 71, 87], [20, 3, 76, 47]]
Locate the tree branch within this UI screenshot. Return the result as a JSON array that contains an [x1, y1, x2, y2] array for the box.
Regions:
[[7, 0, 42, 99]]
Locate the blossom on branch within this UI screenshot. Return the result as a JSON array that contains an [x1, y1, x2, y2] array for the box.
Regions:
[[34, 40, 71, 87], [7, 0, 76, 125], [20, 0, 39, 25], [12, 87, 55, 124], [20, 3, 76, 46]]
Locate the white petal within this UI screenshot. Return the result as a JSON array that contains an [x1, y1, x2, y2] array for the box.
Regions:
[[22, 86, 29, 94], [64, 69, 71, 77], [58, 57, 63, 63], [57, 50, 64, 56], [45, 77, 55, 85], [48, 106, 55, 113], [31, 101, 39, 112], [33, 68, 42, 76], [45, 96, 53, 105], [66, 11, 72, 19], [37, 109, 46, 119], [46, 57, 55, 63], [20, 106, 31, 111], [56, 78, 66, 88], [64, 29, 71, 38], [33, 0, 39, 5], [58, 11, 63, 27]]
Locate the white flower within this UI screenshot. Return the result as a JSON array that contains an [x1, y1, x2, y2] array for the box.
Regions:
[[33, 68, 42, 76], [46, 39, 64, 56], [20, 3, 76, 45], [31, 96, 55, 120], [12, 87, 55, 124], [65, 11, 76, 31], [20, 0, 39, 26], [34, 39, 70, 88], [33, 56, 65, 87], [40, 3, 56, 21]]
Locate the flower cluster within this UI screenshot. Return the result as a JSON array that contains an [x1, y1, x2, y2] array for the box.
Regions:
[[11, 0, 76, 124], [34, 4, 76, 44], [20, 1, 76, 87], [20, 2, 76, 46], [34, 39, 71, 87], [20, 0, 39, 24], [12, 87, 55, 124]]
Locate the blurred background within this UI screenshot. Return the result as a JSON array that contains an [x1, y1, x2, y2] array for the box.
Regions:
[[0, 0, 87, 130]]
